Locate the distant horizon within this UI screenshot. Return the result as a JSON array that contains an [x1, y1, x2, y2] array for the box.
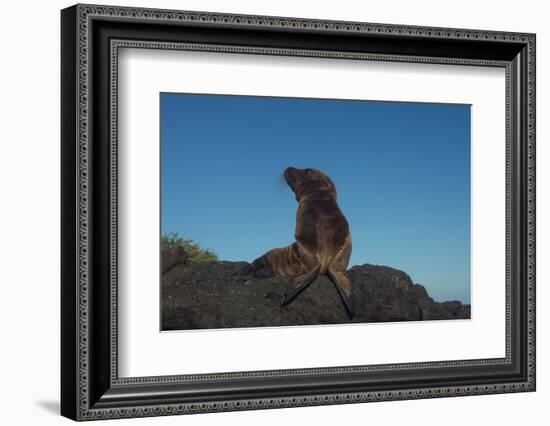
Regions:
[[161, 93, 471, 304]]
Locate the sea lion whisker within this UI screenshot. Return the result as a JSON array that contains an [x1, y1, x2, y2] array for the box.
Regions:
[[276, 177, 285, 192], [278, 173, 289, 191]]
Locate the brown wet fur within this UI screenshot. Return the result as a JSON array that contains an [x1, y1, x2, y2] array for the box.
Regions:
[[245, 167, 354, 318]]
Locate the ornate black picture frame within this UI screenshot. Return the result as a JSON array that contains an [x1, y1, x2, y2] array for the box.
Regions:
[[61, 3, 536, 421]]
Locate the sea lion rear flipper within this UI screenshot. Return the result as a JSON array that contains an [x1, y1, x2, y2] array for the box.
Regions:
[[237, 254, 273, 277], [281, 265, 320, 306], [327, 270, 355, 319]]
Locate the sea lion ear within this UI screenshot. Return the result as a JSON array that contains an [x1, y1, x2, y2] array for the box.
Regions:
[[325, 176, 337, 197]]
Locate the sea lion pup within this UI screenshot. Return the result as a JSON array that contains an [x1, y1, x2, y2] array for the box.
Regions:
[[245, 167, 354, 318]]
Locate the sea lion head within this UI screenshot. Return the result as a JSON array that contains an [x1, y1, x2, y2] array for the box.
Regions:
[[283, 167, 337, 201]]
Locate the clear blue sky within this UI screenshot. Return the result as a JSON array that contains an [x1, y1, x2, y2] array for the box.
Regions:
[[161, 93, 471, 304]]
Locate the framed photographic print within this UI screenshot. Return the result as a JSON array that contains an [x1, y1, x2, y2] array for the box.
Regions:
[[61, 3, 536, 421]]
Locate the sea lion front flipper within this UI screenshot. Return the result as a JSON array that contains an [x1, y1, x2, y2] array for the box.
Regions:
[[327, 270, 354, 319], [281, 265, 320, 306]]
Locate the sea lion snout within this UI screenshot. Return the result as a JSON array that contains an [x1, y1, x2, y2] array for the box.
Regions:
[[283, 166, 298, 181], [283, 167, 300, 192]]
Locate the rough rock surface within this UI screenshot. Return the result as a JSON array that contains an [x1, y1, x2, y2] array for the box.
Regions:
[[161, 255, 470, 330], [161, 245, 188, 274]]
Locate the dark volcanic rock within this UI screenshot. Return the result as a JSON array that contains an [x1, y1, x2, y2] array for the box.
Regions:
[[161, 245, 188, 273], [162, 261, 470, 330]]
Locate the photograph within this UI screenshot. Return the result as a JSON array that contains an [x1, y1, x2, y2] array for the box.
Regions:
[[160, 93, 472, 331]]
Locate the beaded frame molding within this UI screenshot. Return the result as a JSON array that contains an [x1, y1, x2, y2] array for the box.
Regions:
[[61, 3, 536, 421]]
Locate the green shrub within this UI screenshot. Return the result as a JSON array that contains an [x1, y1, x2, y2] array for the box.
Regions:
[[162, 232, 219, 263]]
